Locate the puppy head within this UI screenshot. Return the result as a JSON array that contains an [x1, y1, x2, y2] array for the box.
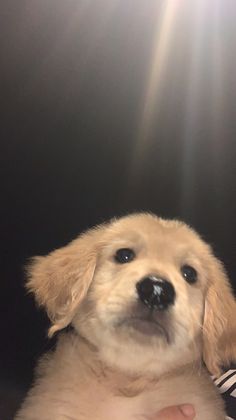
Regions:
[[27, 214, 236, 376]]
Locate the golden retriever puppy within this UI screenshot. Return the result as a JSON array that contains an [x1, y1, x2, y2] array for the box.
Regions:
[[16, 213, 236, 420]]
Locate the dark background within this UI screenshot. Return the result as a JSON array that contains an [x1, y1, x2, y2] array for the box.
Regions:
[[0, 1, 236, 419]]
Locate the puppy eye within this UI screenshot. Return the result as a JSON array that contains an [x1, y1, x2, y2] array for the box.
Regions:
[[181, 265, 198, 284], [114, 248, 135, 264]]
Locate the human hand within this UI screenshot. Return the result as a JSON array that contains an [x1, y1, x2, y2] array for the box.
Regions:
[[152, 404, 195, 420]]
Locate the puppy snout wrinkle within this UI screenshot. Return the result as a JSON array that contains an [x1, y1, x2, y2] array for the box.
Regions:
[[136, 276, 176, 310]]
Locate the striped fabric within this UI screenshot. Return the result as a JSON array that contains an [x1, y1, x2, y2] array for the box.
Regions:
[[213, 366, 236, 420]]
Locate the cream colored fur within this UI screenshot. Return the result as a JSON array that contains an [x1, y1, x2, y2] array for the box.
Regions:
[[16, 213, 236, 420]]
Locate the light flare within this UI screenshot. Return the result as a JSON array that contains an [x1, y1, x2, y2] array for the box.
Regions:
[[139, 0, 179, 145]]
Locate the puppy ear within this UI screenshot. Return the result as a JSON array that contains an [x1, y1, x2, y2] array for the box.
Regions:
[[203, 254, 236, 376], [26, 226, 103, 336]]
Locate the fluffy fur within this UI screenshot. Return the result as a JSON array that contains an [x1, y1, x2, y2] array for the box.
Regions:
[[16, 213, 236, 419]]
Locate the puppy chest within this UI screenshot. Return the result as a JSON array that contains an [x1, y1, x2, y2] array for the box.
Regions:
[[81, 395, 149, 420], [75, 385, 162, 420], [73, 375, 225, 420]]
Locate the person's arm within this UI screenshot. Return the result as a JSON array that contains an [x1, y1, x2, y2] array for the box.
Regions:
[[153, 404, 195, 420]]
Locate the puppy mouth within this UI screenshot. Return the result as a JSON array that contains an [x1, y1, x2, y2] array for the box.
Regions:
[[117, 316, 170, 343]]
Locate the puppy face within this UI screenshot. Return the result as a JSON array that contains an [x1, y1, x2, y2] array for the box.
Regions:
[[27, 213, 236, 376], [74, 215, 207, 373]]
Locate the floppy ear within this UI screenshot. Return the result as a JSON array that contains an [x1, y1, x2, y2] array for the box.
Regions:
[[26, 226, 104, 336], [203, 253, 236, 376]]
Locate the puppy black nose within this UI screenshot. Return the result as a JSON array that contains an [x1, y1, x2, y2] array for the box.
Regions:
[[136, 276, 175, 310]]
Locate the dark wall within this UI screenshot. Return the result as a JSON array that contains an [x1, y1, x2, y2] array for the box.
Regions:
[[1, 1, 236, 418]]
